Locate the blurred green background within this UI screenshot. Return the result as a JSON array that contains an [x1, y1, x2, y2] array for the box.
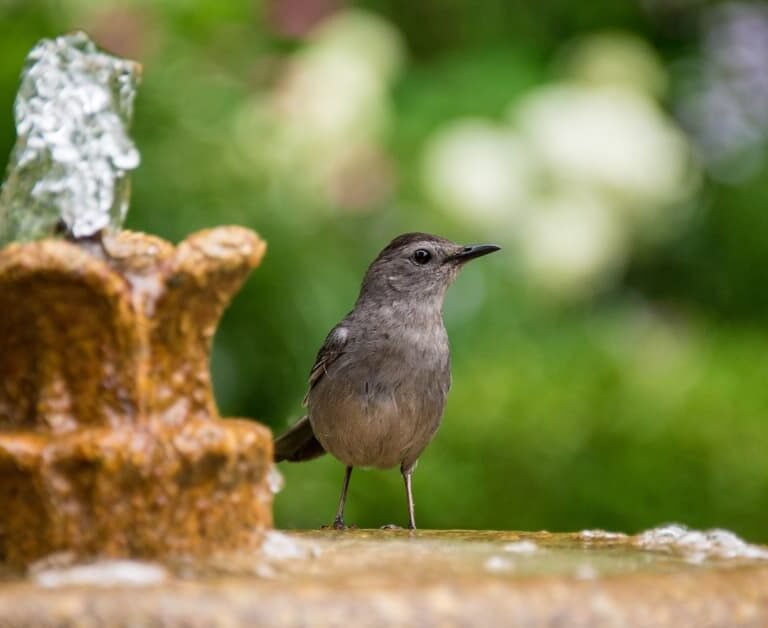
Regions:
[[4, 0, 768, 540]]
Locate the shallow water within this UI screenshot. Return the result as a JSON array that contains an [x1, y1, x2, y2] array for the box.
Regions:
[[3, 526, 768, 626], [10, 524, 766, 588]]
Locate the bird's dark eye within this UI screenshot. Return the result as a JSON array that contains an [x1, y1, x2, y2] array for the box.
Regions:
[[412, 248, 431, 265]]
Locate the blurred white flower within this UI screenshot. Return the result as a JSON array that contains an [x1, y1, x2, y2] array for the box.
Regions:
[[518, 192, 627, 299], [562, 31, 668, 97], [422, 119, 533, 225], [421, 32, 699, 303], [272, 8, 404, 150], [237, 9, 404, 209], [515, 84, 693, 215], [274, 46, 388, 150], [308, 8, 405, 83]]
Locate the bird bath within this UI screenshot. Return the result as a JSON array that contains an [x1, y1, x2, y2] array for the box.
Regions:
[[2, 33, 768, 627], [2, 527, 768, 626]]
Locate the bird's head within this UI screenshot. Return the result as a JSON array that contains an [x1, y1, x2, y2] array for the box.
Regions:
[[358, 232, 500, 303]]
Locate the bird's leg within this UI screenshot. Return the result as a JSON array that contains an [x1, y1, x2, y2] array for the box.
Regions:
[[331, 466, 353, 530], [402, 463, 416, 530]]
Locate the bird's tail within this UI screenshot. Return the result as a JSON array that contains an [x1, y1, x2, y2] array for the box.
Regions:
[[274, 415, 326, 462]]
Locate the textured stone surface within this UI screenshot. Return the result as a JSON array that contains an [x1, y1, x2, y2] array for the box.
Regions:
[[2, 529, 768, 626], [0, 228, 273, 567]]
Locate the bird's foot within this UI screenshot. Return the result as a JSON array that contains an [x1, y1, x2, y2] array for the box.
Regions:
[[321, 518, 357, 530]]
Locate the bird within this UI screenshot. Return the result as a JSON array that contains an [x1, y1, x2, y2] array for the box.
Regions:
[[274, 232, 500, 529]]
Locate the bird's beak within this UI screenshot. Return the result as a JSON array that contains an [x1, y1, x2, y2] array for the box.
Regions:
[[450, 243, 501, 263]]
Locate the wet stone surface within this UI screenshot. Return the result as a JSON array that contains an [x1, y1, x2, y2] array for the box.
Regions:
[[1, 527, 768, 626], [0, 228, 273, 566]]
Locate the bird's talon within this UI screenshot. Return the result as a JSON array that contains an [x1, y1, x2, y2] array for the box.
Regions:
[[321, 519, 357, 530], [380, 523, 403, 530]]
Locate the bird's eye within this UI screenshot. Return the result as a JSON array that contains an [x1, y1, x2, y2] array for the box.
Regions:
[[412, 248, 431, 265]]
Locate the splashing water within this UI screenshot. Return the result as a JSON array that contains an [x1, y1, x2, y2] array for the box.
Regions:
[[0, 32, 140, 245], [634, 523, 768, 564], [502, 540, 539, 554], [484, 540, 539, 573], [31, 560, 168, 588], [267, 464, 285, 494], [578, 529, 628, 541], [261, 531, 317, 561]]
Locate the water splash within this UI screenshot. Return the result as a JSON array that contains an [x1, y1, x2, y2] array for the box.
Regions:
[[261, 531, 319, 561], [634, 523, 768, 563], [0, 32, 140, 245], [502, 540, 539, 554], [267, 464, 285, 494], [578, 529, 628, 541], [484, 539, 539, 573], [31, 559, 168, 588]]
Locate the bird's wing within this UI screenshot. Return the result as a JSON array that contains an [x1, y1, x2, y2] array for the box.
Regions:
[[302, 324, 350, 406]]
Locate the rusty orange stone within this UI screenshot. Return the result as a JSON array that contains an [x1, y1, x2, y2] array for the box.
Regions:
[[0, 227, 273, 567]]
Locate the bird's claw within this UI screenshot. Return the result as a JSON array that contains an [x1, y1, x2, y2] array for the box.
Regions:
[[321, 519, 357, 530]]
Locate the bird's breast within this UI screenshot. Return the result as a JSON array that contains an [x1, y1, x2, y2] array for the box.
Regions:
[[308, 324, 450, 469]]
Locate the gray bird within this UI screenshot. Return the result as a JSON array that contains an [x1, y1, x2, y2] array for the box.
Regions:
[[274, 232, 500, 529]]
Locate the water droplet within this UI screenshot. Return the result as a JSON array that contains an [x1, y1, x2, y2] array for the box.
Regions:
[[267, 464, 284, 494]]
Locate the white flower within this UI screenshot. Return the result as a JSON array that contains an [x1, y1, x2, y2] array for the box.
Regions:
[[271, 9, 404, 150], [234, 10, 405, 209], [422, 119, 533, 224], [563, 31, 668, 97], [309, 9, 405, 83], [515, 84, 693, 214], [275, 48, 388, 149]]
